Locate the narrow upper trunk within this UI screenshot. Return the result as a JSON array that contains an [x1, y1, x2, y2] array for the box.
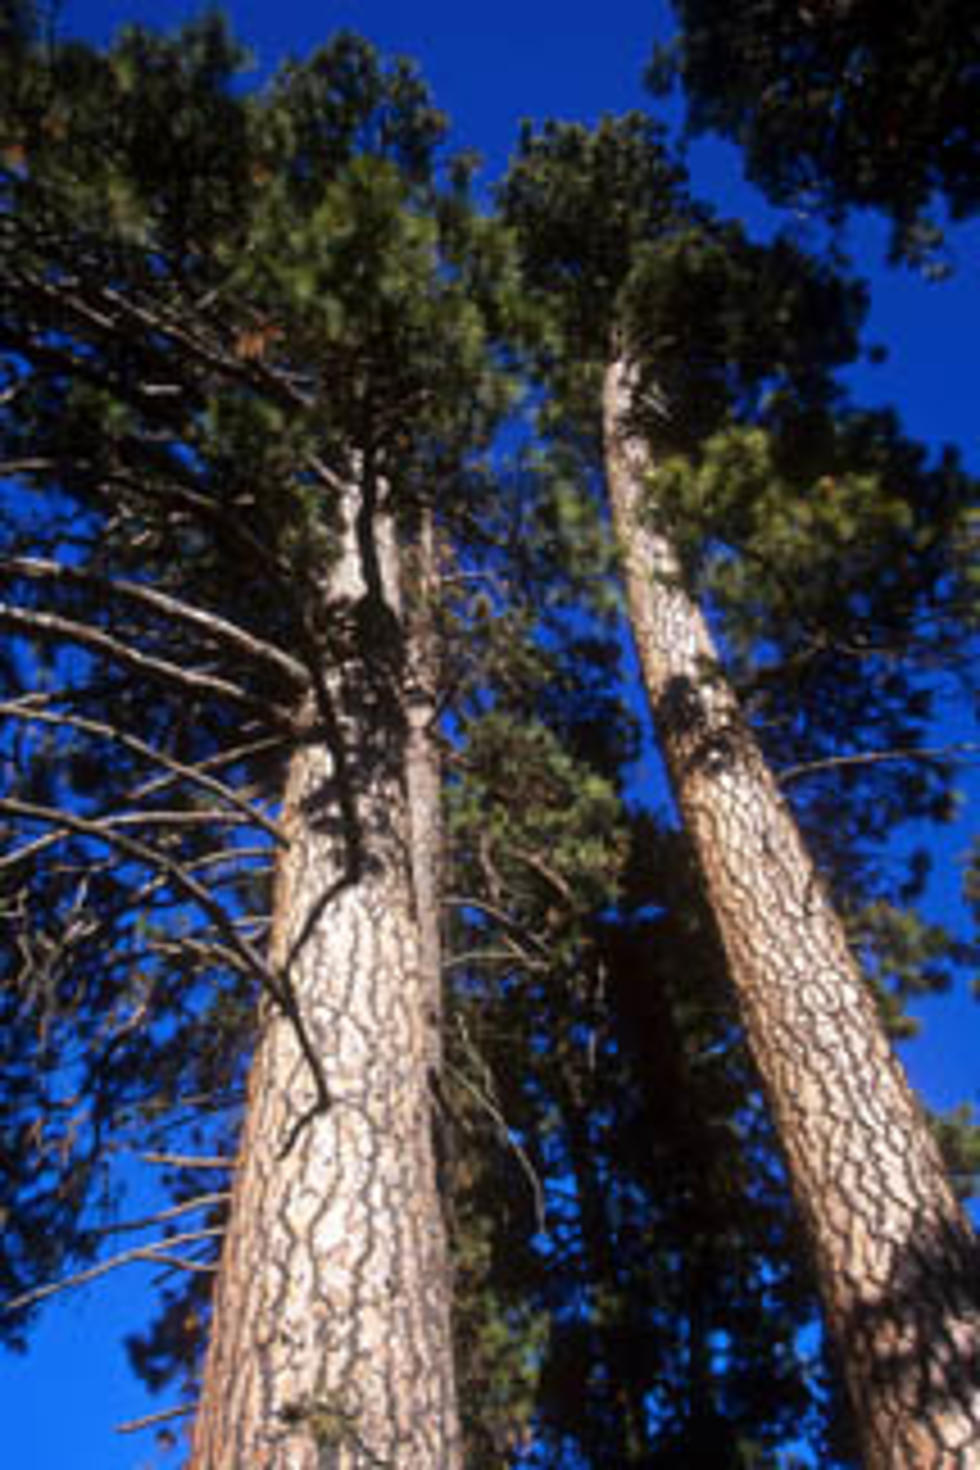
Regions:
[[603, 354, 980, 1468], [404, 507, 444, 1070], [190, 490, 459, 1469]]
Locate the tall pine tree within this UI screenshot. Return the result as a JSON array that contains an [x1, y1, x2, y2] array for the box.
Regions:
[[0, 18, 511, 1465], [3, 14, 978, 1468], [501, 113, 980, 1466]]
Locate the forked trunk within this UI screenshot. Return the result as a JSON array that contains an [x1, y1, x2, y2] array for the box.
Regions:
[[603, 354, 980, 1468], [190, 492, 459, 1469]]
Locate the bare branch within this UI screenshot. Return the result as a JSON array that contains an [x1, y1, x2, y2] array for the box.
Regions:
[[0, 600, 290, 722], [779, 741, 980, 784], [442, 948, 521, 972], [98, 281, 315, 410], [306, 452, 353, 501], [131, 732, 287, 802], [1, 1227, 226, 1316], [141, 1152, 234, 1170], [33, 809, 258, 835], [0, 457, 57, 478], [443, 895, 551, 963], [89, 1192, 230, 1238], [450, 1015, 546, 1235], [3, 557, 310, 690], [185, 845, 275, 872], [510, 844, 578, 906], [0, 697, 286, 841], [0, 826, 67, 873], [131, 934, 265, 978], [92, 809, 261, 832], [0, 795, 283, 998], [103, 468, 289, 580], [116, 1404, 197, 1437], [147, 1252, 217, 1276]]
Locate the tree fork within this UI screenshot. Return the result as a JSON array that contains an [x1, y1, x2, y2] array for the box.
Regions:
[[603, 353, 980, 1468], [189, 488, 460, 1469]]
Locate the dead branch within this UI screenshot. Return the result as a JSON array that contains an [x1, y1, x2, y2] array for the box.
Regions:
[[0, 795, 283, 998], [779, 741, 980, 784], [450, 1015, 546, 1234], [442, 948, 521, 971], [0, 697, 287, 842], [510, 844, 578, 906], [7, 814, 327, 1168], [443, 894, 551, 969], [131, 732, 287, 802], [1, 1227, 226, 1315], [116, 1403, 196, 1436], [89, 1192, 230, 1238], [146, 1252, 217, 1276], [3, 556, 310, 690], [141, 1152, 234, 1170], [0, 457, 57, 478], [0, 599, 290, 723]]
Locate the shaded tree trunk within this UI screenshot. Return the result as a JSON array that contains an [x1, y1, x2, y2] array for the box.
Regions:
[[602, 353, 980, 1468], [190, 489, 459, 1469]]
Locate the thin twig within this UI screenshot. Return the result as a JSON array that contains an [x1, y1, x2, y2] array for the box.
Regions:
[[443, 895, 551, 974], [131, 732, 286, 801], [145, 1252, 217, 1276], [0, 795, 283, 999], [442, 948, 520, 972], [0, 697, 286, 841], [0, 599, 288, 722], [779, 741, 980, 784], [141, 1152, 235, 1170], [443, 894, 550, 953], [451, 1017, 547, 1234], [89, 1192, 230, 1238], [511, 845, 578, 906], [116, 1403, 197, 1436], [3, 556, 310, 690], [1, 1228, 225, 1315]]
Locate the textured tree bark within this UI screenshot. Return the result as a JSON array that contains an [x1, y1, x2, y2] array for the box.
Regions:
[[403, 507, 444, 1075], [602, 353, 980, 1468], [190, 490, 460, 1469]]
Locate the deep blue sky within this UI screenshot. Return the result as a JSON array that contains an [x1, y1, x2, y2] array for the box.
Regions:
[[4, 3, 978, 1466]]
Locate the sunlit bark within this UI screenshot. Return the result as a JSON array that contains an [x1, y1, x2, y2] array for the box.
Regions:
[[603, 353, 980, 1469], [190, 488, 459, 1469]]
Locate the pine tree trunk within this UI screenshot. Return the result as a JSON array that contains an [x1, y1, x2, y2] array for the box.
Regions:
[[190, 491, 460, 1469], [602, 354, 980, 1468]]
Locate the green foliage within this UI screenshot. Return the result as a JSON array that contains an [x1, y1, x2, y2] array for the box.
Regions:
[[448, 779, 859, 1463], [2, 10, 252, 263], [656, 0, 980, 265], [1, 16, 977, 1469], [500, 106, 977, 1031], [933, 1104, 980, 1202], [638, 406, 976, 893], [498, 114, 689, 357], [0, 14, 513, 1388], [498, 114, 865, 440], [439, 496, 858, 1460]]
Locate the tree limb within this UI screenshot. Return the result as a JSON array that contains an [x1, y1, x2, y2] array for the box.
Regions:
[[2, 557, 311, 690], [88, 1192, 230, 1238], [0, 600, 290, 723], [141, 1152, 235, 1171], [116, 1403, 197, 1436], [1, 1227, 226, 1316], [0, 696, 286, 841], [779, 741, 980, 784]]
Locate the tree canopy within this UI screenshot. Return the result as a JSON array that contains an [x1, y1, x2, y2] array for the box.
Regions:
[[655, 0, 980, 267], [1, 10, 978, 1467]]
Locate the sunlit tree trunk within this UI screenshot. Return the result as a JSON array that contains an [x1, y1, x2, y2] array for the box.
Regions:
[[190, 486, 459, 1469], [603, 353, 980, 1469]]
